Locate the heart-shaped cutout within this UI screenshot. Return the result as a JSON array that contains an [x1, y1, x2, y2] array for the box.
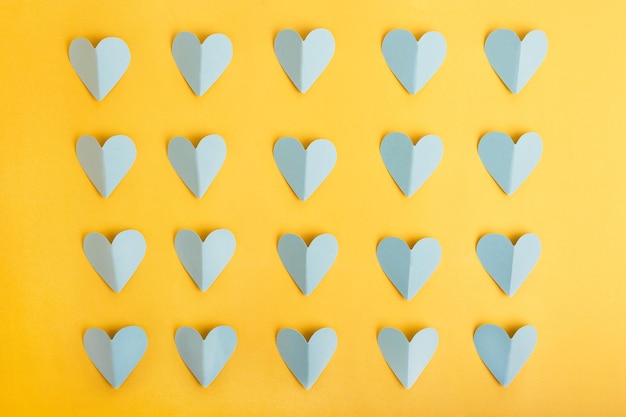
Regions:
[[69, 37, 130, 101], [478, 132, 542, 195], [377, 327, 438, 389], [175, 326, 237, 387], [474, 324, 537, 387], [174, 229, 236, 291], [76, 135, 136, 198], [168, 135, 226, 198], [484, 29, 548, 94], [382, 30, 446, 94], [83, 230, 146, 293], [276, 328, 337, 389], [377, 237, 441, 300], [273, 137, 336, 201], [477, 233, 541, 296], [380, 133, 443, 197], [278, 234, 338, 295], [83, 326, 148, 388], [172, 32, 233, 96], [274, 29, 335, 93]]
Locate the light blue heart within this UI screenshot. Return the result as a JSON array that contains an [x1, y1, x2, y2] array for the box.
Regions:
[[175, 326, 237, 388], [380, 133, 443, 197], [477, 233, 541, 297], [474, 324, 537, 387], [273, 137, 336, 201], [485, 29, 548, 94], [174, 229, 236, 292], [83, 230, 146, 293], [382, 30, 446, 94], [83, 326, 148, 388], [172, 32, 233, 96], [276, 328, 337, 389], [76, 135, 136, 198], [69, 37, 130, 101], [377, 327, 438, 389], [478, 132, 542, 195], [168, 135, 226, 198], [274, 29, 335, 93], [278, 234, 338, 295], [377, 237, 441, 300]]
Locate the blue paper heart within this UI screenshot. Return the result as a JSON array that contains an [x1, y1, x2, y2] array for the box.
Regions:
[[276, 328, 337, 389], [477, 233, 541, 296], [174, 229, 236, 291], [175, 326, 237, 388], [273, 137, 336, 201], [377, 237, 441, 300], [382, 30, 446, 94], [377, 328, 438, 389], [168, 135, 227, 198], [380, 133, 443, 197], [274, 29, 335, 93], [484, 29, 548, 94], [278, 234, 338, 295], [172, 32, 233, 96], [474, 324, 537, 387], [69, 37, 130, 101], [478, 132, 542, 195], [83, 230, 146, 293], [76, 135, 136, 198], [83, 326, 148, 388]]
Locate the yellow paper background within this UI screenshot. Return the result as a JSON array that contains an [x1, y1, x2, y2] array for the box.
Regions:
[[1, 0, 625, 415]]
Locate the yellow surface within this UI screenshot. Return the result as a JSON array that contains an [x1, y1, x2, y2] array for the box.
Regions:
[[1, 0, 624, 415]]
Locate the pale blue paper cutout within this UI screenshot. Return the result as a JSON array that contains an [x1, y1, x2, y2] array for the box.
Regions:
[[474, 324, 537, 387], [172, 32, 233, 96], [377, 328, 438, 389], [485, 29, 548, 94], [382, 30, 446, 94], [380, 133, 443, 197], [478, 132, 542, 195], [174, 229, 236, 292], [274, 29, 335, 93], [477, 233, 541, 297], [376, 237, 441, 300], [276, 328, 337, 389], [83, 230, 146, 293], [83, 326, 148, 388], [168, 135, 226, 198], [76, 135, 136, 198], [277, 234, 338, 296], [69, 37, 130, 101], [273, 137, 336, 201], [175, 326, 237, 388]]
